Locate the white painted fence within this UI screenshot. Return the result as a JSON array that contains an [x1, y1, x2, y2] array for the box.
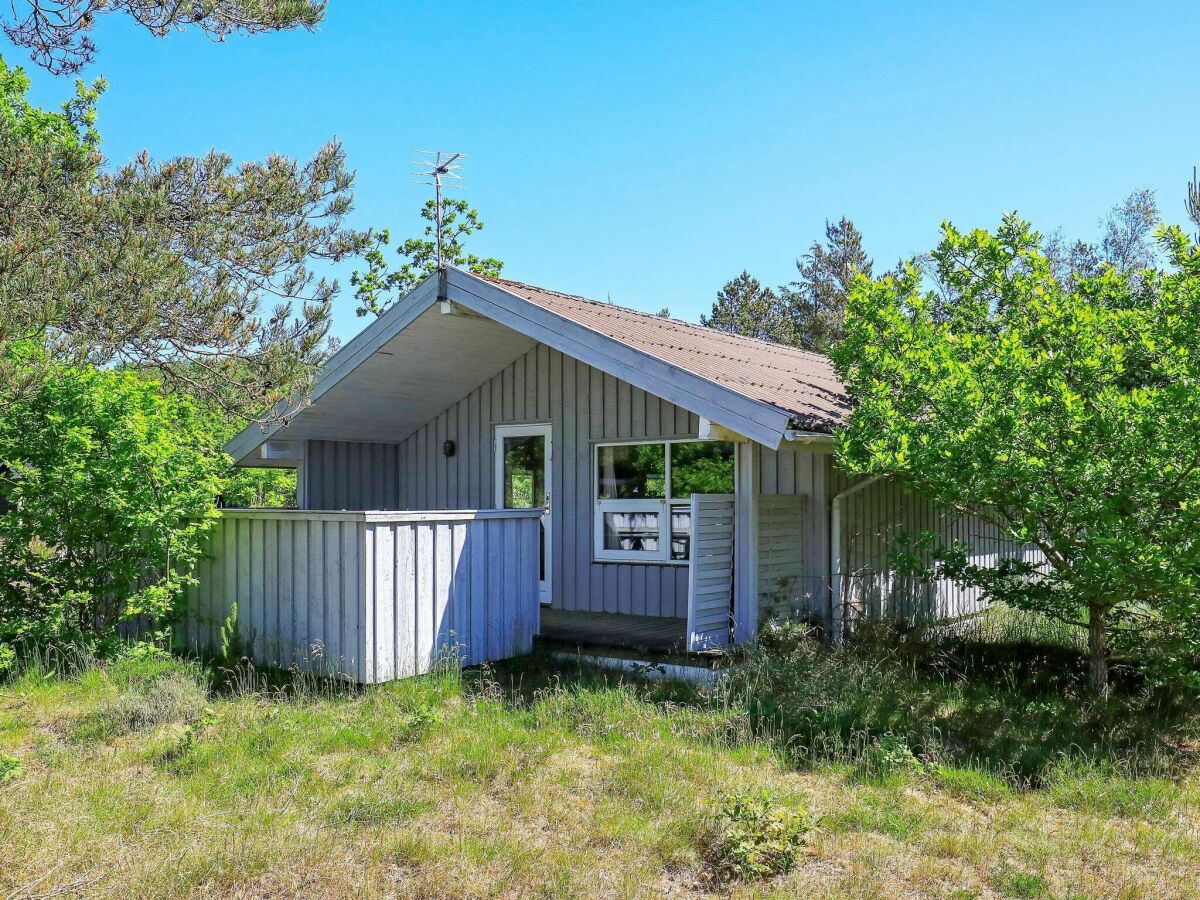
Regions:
[[179, 508, 542, 683]]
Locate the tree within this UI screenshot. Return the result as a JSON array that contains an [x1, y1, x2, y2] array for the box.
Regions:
[[700, 271, 793, 344], [3, 0, 324, 75], [0, 353, 225, 661], [1044, 189, 1160, 288], [0, 55, 368, 420], [1187, 167, 1200, 243], [781, 217, 873, 353], [833, 214, 1200, 696], [352, 198, 504, 317]]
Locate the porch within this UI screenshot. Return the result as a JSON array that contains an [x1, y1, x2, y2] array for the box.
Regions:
[[181, 505, 734, 683], [539, 608, 689, 653]]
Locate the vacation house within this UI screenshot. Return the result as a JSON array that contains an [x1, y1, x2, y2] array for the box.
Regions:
[[182, 268, 1016, 682]]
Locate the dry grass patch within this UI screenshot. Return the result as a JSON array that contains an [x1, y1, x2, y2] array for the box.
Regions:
[[0, 645, 1198, 898]]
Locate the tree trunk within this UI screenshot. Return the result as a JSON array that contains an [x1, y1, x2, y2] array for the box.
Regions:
[[1087, 604, 1109, 698]]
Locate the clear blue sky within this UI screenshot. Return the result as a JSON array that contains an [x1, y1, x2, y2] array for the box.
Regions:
[[15, 1, 1200, 342]]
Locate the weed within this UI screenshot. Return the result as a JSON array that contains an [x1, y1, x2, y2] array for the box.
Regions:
[[0, 753, 22, 782], [989, 863, 1053, 898], [703, 788, 810, 881], [70, 669, 209, 743]]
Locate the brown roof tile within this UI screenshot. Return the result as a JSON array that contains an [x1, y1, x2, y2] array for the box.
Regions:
[[482, 276, 849, 433]]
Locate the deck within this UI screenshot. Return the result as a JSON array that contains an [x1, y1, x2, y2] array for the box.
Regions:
[[539, 608, 688, 653]]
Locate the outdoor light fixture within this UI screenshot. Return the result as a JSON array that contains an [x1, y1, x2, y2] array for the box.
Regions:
[[442, 440, 456, 457]]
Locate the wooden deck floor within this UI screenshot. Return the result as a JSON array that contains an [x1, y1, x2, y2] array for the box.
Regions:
[[539, 608, 688, 653]]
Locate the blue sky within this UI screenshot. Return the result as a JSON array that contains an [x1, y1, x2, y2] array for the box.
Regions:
[[14, 1, 1200, 341]]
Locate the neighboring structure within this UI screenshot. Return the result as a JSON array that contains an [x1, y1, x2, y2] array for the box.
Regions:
[[195, 268, 1026, 680]]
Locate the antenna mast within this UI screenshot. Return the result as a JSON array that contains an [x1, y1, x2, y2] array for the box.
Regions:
[[412, 151, 465, 269]]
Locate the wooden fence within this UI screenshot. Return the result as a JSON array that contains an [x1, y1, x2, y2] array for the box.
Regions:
[[178, 508, 542, 683]]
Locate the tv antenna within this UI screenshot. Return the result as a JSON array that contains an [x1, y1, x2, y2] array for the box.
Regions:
[[413, 150, 465, 269]]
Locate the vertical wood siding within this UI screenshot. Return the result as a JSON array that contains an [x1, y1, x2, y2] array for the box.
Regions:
[[181, 509, 540, 683], [396, 345, 700, 618], [756, 493, 811, 621], [754, 443, 836, 626], [834, 477, 1042, 623], [304, 440, 401, 510]]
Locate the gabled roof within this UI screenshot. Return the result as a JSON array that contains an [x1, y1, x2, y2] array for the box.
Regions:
[[479, 276, 848, 434], [226, 268, 847, 465]]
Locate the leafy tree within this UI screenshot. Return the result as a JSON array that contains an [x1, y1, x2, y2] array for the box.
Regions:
[[352, 198, 504, 317], [220, 467, 296, 508], [0, 55, 368, 420], [3, 0, 324, 75], [0, 353, 225, 660], [781, 217, 873, 353], [833, 214, 1200, 696], [701, 271, 793, 344]]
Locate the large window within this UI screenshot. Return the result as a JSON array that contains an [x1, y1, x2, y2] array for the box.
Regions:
[[594, 440, 735, 562]]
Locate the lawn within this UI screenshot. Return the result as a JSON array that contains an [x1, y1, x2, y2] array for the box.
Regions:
[[1, 621, 1198, 899]]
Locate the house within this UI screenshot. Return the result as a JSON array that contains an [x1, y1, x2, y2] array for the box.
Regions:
[[181, 267, 1019, 682]]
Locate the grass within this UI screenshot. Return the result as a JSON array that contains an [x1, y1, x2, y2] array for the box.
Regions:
[[0, 615, 1197, 898]]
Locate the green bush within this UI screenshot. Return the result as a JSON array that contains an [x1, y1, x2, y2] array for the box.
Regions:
[[704, 789, 809, 881], [0, 360, 225, 661]]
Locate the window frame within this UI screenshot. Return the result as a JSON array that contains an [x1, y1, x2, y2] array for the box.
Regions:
[[592, 438, 736, 564]]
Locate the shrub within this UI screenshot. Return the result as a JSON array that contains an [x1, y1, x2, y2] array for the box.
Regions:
[[703, 789, 809, 881], [0, 360, 224, 658]]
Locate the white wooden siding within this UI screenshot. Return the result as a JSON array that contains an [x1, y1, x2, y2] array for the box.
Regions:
[[305, 440, 401, 510], [756, 493, 811, 621], [180, 508, 540, 683], [834, 477, 1042, 623], [294, 345, 835, 627], [687, 494, 736, 650], [395, 344, 702, 618], [752, 443, 836, 629]]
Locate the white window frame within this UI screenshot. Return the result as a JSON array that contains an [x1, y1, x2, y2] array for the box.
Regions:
[[592, 438, 736, 564]]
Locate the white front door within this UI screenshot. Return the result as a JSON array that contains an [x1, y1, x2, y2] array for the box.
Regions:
[[495, 424, 552, 605]]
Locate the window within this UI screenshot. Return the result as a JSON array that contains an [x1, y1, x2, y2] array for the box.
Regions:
[[594, 440, 734, 562]]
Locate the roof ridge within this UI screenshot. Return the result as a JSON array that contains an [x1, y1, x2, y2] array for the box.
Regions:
[[481, 274, 834, 364]]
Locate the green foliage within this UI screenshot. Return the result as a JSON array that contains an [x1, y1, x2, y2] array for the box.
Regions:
[[0, 53, 368, 421], [735, 620, 1192, 783], [2, 1, 325, 75], [220, 468, 296, 509], [218, 602, 257, 665], [353, 198, 504, 317], [833, 214, 1200, 694], [781, 216, 874, 352], [0, 359, 224, 654], [669, 441, 735, 495], [703, 219, 874, 352], [701, 270, 793, 344], [0, 752, 22, 782], [704, 789, 809, 881]]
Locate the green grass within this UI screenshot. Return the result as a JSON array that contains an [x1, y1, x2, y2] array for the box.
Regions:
[[1, 622, 1197, 898]]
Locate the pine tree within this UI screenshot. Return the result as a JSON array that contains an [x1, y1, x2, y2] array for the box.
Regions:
[[701, 271, 794, 344], [780, 218, 873, 354]]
